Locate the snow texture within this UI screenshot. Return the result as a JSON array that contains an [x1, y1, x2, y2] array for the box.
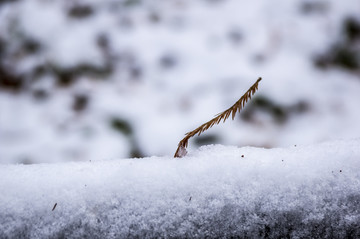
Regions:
[[1, 139, 360, 238]]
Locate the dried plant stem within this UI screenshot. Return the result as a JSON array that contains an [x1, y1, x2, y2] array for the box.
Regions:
[[174, 77, 262, 158]]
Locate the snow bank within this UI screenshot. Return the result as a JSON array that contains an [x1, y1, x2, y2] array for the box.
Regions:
[[1, 139, 360, 238]]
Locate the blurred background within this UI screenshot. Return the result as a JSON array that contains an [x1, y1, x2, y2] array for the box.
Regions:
[[0, 0, 359, 164]]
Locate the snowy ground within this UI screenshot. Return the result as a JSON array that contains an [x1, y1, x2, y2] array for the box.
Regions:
[[1, 139, 360, 238], [1, 1, 360, 236], [1, 0, 360, 164]]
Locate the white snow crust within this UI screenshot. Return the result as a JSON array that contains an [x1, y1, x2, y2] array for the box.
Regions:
[[1, 139, 360, 238]]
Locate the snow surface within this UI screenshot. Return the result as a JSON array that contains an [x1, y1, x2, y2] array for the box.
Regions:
[[1, 139, 360, 238]]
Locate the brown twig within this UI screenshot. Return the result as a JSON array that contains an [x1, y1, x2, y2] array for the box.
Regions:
[[174, 77, 262, 157]]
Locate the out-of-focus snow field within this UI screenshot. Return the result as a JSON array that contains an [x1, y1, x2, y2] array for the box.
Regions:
[[1, 139, 360, 238], [0, 0, 360, 163]]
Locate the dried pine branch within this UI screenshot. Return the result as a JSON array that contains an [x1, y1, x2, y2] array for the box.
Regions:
[[174, 77, 262, 158]]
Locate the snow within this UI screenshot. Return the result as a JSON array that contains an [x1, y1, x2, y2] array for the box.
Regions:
[[1, 1, 360, 235], [1, 0, 360, 163], [1, 139, 360, 238], [1, 2, 360, 235]]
